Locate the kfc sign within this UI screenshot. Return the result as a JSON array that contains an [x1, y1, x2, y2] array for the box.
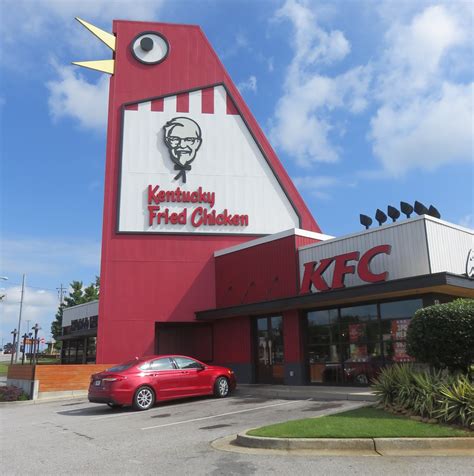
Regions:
[[300, 245, 392, 293], [147, 185, 249, 229]]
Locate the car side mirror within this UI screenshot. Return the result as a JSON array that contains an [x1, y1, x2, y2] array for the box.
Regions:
[[197, 365, 206, 371]]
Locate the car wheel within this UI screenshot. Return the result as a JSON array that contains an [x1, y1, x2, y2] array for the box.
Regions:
[[106, 403, 123, 409], [133, 386, 155, 411], [355, 374, 369, 385], [214, 377, 230, 398]]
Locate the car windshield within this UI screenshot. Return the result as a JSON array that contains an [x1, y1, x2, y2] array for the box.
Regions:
[[106, 360, 138, 372]]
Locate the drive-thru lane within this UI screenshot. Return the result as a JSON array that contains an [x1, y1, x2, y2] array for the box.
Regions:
[[1, 394, 472, 475]]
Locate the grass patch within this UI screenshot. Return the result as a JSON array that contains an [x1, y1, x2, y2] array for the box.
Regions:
[[0, 362, 11, 376], [247, 407, 473, 438], [36, 358, 60, 365]]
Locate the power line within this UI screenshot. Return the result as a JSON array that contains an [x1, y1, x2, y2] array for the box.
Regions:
[[1, 282, 58, 292], [57, 284, 67, 304]]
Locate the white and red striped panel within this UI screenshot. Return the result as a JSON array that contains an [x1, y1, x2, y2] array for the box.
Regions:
[[124, 85, 239, 115]]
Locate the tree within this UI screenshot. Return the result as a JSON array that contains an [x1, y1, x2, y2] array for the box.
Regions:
[[3, 342, 15, 354], [50, 278, 100, 343], [406, 299, 474, 373]]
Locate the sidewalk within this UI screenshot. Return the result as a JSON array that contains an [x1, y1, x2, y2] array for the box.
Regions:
[[237, 384, 375, 402]]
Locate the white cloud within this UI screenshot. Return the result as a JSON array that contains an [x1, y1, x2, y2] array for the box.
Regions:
[[46, 63, 109, 131], [267, 57, 274, 73], [1, 0, 164, 53], [221, 32, 251, 59], [370, 82, 473, 175], [2, 236, 101, 279], [270, 2, 472, 176], [1, 286, 58, 341], [369, 4, 473, 176], [0, 2, 163, 72], [270, 0, 370, 167], [1, 235, 100, 341], [238, 75, 257, 93], [459, 214, 474, 229], [376, 5, 465, 103], [292, 175, 340, 200], [1, 0, 163, 128]]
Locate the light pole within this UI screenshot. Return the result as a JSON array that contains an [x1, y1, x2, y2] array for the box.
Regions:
[[10, 329, 17, 365], [0, 278, 7, 352], [32, 324, 41, 365], [15, 274, 26, 363], [21, 333, 28, 365]]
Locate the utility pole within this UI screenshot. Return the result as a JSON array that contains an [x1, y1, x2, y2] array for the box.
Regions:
[[57, 284, 66, 305], [15, 274, 26, 363]]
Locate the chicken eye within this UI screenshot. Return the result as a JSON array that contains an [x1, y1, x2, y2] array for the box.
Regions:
[[130, 31, 169, 65]]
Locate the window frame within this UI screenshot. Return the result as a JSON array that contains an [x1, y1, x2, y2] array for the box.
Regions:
[[172, 356, 205, 370]]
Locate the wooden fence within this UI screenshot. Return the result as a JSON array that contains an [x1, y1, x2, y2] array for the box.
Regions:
[[7, 365, 35, 380], [7, 364, 115, 393], [35, 365, 114, 392]]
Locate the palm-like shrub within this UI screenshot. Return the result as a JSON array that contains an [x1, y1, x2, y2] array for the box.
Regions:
[[371, 364, 402, 407], [436, 375, 474, 428], [372, 364, 473, 428]]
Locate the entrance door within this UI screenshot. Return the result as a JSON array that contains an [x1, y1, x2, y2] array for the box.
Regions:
[[256, 316, 284, 384]]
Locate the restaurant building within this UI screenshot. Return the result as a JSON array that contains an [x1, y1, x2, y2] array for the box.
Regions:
[[68, 19, 474, 383]]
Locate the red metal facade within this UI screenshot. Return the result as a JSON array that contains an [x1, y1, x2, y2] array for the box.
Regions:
[[97, 21, 320, 363], [215, 235, 320, 308]]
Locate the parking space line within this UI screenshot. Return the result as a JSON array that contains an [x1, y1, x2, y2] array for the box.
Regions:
[[89, 396, 242, 421], [141, 399, 311, 431]]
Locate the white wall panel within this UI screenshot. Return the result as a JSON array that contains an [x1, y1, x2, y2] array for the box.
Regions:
[[62, 301, 99, 328], [118, 86, 299, 234], [298, 219, 431, 290], [425, 219, 474, 275], [299, 217, 474, 291]]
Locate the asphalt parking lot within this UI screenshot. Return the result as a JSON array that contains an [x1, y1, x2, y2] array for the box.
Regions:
[[1, 391, 472, 475]]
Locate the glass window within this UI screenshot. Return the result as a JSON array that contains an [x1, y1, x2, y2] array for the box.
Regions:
[[380, 299, 423, 320], [174, 357, 203, 369], [107, 360, 138, 372], [380, 299, 421, 363], [257, 318, 268, 331], [340, 304, 378, 343], [150, 358, 175, 371], [86, 337, 96, 363], [306, 300, 423, 385], [76, 339, 84, 364], [308, 309, 338, 346]]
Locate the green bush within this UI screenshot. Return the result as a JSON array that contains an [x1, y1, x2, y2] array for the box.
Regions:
[[372, 364, 473, 429], [406, 299, 474, 373]]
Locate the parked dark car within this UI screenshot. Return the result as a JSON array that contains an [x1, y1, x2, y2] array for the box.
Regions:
[[321, 358, 385, 385], [88, 355, 236, 410]]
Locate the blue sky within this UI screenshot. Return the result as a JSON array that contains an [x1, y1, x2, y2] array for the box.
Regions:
[[1, 0, 473, 345]]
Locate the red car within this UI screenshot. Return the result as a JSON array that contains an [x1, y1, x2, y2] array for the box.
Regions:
[[88, 355, 236, 411]]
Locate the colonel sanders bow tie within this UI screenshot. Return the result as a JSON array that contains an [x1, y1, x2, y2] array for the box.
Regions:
[[174, 163, 192, 183]]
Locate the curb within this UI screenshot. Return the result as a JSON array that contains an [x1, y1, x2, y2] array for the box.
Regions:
[[374, 437, 474, 455], [237, 433, 375, 451], [237, 385, 376, 402], [234, 432, 474, 456], [0, 395, 88, 406]]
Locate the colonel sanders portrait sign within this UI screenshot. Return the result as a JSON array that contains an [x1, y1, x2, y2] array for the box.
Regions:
[[163, 117, 202, 184]]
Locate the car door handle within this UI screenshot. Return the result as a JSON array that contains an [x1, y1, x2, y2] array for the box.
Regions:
[[180, 370, 190, 374]]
